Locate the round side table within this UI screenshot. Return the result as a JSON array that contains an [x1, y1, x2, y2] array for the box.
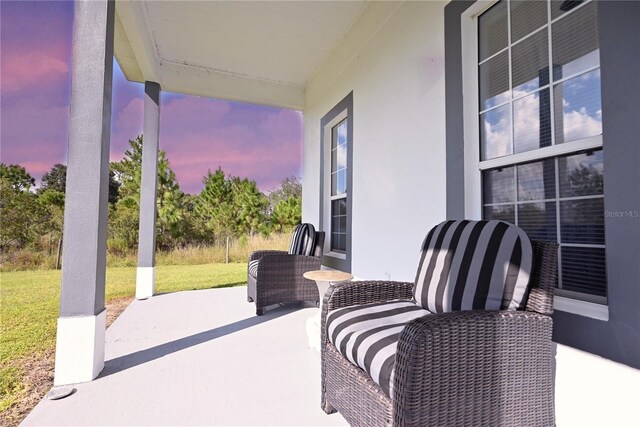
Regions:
[[303, 269, 353, 351]]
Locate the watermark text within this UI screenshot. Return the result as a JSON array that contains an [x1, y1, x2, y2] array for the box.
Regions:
[[604, 210, 639, 218]]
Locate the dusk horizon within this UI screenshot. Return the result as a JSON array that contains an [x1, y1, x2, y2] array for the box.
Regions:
[[1, 0, 303, 195]]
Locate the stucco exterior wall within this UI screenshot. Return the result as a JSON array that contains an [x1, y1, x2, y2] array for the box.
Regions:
[[303, 0, 448, 281]]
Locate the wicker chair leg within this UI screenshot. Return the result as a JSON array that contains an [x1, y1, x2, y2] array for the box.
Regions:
[[321, 400, 336, 414], [256, 306, 264, 316]]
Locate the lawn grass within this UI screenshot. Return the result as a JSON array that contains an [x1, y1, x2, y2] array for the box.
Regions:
[[2, 233, 291, 271], [0, 263, 247, 418]]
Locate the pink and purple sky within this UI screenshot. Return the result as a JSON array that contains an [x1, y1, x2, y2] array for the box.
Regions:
[[0, 1, 303, 194]]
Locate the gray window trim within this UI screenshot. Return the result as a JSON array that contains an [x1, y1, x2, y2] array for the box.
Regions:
[[320, 92, 353, 273], [445, 0, 640, 369]]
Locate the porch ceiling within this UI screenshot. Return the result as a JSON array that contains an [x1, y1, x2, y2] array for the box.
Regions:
[[114, 0, 369, 110]]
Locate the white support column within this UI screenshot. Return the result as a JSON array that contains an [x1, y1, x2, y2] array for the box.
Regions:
[[136, 266, 155, 300], [54, 0, 114, 385], [54, 311, 106, 386], [136, 81, 161, 299]]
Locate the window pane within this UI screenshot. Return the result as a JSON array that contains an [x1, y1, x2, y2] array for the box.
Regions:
[[331, 233, 346, 252], [478, 0, 508, 61], [518, 201, 557, 241], [558, 150, 604, 197], [551, 0, 584, 20], [512, 28, 549, 94], [517, 159, 556, 201], [483, 166, 515, 204], [332, 170, 347, 196], [479, 52, 510, 110], [339, 215, 347, 234], [332, 119, 347, 150], [511, 1, 548, 43], [332, 198, 347, 216], [554, 69, 602, 144], [331, 197, 347, 253], [336, 170, 347, 195], [561, 246, 607, 297], [331, 215, 347, 234], [336, 119, 347, 147], [484, 204, 516, 224], [336, 144, 347, 170], [480, 104, 511, 160], [513, 89, 552, 153], [331, 173, 337, 195], [331, 118, 348, 197], [560, 198, 605, 244], [552, 1, 599, 80], [331, 149, 337, 174], [332, 215, 346, 234]]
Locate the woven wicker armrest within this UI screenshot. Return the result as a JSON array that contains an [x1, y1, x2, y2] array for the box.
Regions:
[[392, 309, 554, 427], [248, 250, 287, 263], [324, 280, 414, 312]]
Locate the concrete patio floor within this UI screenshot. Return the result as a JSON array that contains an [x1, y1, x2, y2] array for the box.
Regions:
[[23, 286, 348, 426]]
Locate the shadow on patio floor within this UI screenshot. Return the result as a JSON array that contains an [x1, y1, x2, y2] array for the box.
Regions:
[[99, 303, 303, 378]]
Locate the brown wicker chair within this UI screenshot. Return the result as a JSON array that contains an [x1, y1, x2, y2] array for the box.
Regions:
[[247, 231, 325, 315], [320, 231, 557, 427]]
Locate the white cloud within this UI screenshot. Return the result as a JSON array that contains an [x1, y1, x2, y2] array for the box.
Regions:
[[513, 91, 542, 152], [2, 50, 68, 92], [483, 108, 511, 159], [563, 107, 602, 142]]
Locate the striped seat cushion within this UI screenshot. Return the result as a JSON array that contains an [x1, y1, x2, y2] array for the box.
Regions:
[[248, 259, 260, 278], [326, 300, 430, 397], [414, 220, 533, 313], [288, 223, 316, 256]]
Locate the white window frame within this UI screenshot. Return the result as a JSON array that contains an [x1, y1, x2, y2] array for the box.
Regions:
[[461, 0, 609, 321], [323, 108, 348, 260]]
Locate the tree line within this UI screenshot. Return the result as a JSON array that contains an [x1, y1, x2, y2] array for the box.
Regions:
[[0, 135, 302, 255]]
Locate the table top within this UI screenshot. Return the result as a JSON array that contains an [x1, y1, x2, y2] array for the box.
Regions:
[[303, 270, 353, 282]]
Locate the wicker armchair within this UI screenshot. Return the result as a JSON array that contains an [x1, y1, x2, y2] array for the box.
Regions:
[[247, 229, 325, 315], [320, 221, 557, 427]]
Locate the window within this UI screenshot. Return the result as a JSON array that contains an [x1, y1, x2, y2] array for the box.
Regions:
[[330, 119, 348, 253], [320, 92, 352, 272], [476, 0, 606, 303]]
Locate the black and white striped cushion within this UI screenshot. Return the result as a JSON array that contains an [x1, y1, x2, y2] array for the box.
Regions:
[[248, 259, 260, 277], [413, 220, 533, 313], [326, 300, 429, 397], [288, 223, 316, 256]]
